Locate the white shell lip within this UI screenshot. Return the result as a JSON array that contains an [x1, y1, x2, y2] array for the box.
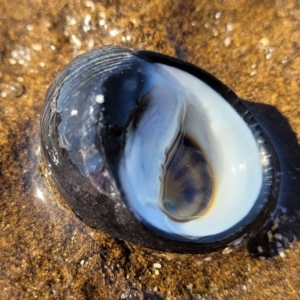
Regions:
[[119, 62, 263, 238], [158, 64, 262, 236]]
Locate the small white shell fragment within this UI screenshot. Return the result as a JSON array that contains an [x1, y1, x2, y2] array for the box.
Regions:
[[71, 35, 82, 48], [215, 12, 222, 19], [224, 37, 231, 47], [204, 257, 212, 261], [153, 263, 162, 269], [266, 53, 272, 59], [278, 248, 286, 258]]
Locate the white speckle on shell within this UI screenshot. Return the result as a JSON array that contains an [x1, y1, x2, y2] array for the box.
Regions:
[[95, 94, 104, 103]]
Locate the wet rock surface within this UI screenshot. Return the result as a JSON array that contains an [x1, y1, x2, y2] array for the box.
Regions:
[[1, 0, 300, 299]]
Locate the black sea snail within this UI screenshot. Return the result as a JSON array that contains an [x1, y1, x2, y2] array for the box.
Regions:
[[40, 45, 280, 253]]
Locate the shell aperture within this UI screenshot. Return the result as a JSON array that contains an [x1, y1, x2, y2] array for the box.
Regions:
[[119, 62, 263, 238], [40, 45, 280, 252]]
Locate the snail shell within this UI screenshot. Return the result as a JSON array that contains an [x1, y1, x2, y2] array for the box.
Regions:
[[40, 45, 280, 253]]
